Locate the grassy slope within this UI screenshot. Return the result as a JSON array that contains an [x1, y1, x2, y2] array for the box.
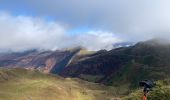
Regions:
[[0, 68, 119, 100]]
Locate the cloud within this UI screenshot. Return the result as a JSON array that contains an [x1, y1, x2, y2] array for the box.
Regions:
[[0, 12, 121, 51], [1, 0, 170, 41], [69, 31, 122, 51], [1, 0, 170, 47]]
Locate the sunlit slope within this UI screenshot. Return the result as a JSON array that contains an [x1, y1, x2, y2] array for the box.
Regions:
[[0, 68, 118, 100]]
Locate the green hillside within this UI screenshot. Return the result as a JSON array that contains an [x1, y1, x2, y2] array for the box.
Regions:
[[0, 68, 119, 100], [60, 40, 170, 99]]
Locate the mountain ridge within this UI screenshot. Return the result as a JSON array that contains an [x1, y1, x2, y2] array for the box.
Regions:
[[61, 39, 170, 87]]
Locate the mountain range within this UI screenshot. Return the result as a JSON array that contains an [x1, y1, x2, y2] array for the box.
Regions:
[[0, 39, 170, 99]]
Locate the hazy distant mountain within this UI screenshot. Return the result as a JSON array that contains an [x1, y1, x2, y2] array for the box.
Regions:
[[113, 42, 135, 48]]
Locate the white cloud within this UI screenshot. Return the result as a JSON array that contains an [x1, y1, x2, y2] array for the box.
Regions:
[[69, 31, 122, 51], [1, 0, 170, 42], [0, 12, 67, 51], [0, 12, 121, 51], [12, 0, 170, 41], [76, 31, 122, 50]]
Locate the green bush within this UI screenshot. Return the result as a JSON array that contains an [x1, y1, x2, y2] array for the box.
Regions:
[[148, 81, 170, 100], [123, 81, 170, 100]]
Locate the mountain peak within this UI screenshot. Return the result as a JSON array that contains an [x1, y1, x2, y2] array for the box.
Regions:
[[139, 38, 170, 46]]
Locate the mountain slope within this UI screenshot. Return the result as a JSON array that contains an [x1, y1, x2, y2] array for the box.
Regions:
[[0, 48, 81, 73], [50, 48, 81, 73], [61, 39, 170, 88], [0, 68, 119, 100]]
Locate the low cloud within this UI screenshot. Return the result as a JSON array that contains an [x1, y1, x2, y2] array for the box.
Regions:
[[1, 1, 170, 43], [0, 12, 121, 52], [68, 31, 122, 51]]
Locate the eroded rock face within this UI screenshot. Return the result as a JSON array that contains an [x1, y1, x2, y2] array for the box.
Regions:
[[0, 48, 81, 73]]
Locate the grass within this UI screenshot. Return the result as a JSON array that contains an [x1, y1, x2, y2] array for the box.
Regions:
[[122, 80, 170, 100], [79, 74, 104, 82], [0, 68, 118, 100], [77, 49, 95, 56]]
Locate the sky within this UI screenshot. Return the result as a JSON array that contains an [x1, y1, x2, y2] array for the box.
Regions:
[[0, 0, 170, 51]]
